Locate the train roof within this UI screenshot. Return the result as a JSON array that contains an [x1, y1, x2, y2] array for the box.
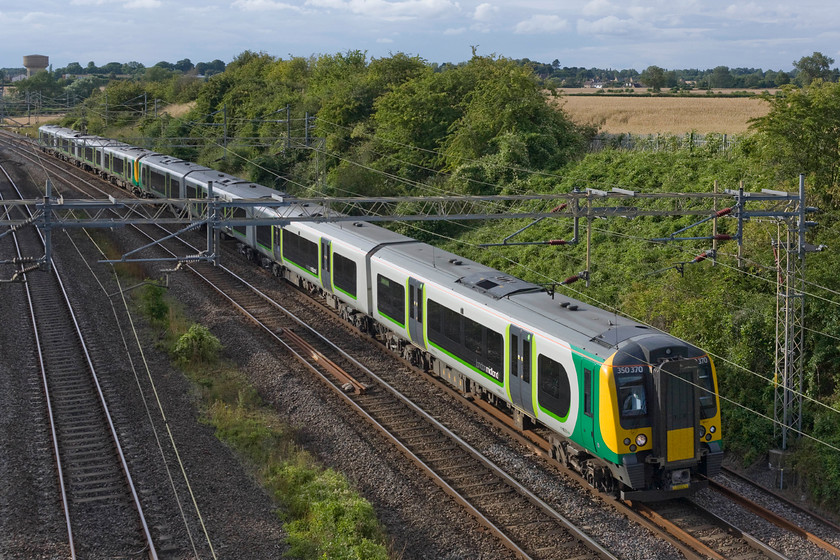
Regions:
[[289, 217, 415, 253], [142, 154, 210, 179], [374, 240, 648, 360], [103, 143, 156, 159], [183, 168, 275, 199]]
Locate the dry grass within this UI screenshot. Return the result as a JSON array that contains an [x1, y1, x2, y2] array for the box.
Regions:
[[555, 94, 771, 135], [162, 101, 195, 117]]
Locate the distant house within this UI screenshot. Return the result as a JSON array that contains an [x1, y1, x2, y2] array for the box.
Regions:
[[583, 80, 604, 88]]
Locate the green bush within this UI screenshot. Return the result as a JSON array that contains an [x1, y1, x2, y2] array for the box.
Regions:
[[209, 404, 389, 560], [139, 282, 169, 324], [172, 324, 222, 365]]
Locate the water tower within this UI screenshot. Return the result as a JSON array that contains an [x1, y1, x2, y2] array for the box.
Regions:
[[23, 54, 49, 77]]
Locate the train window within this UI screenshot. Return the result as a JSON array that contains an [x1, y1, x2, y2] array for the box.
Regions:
[[617, 374, 647, 417], [282, 229, 318, 274], [487, 330, 503, 369], [150, 169, 167, 195], [232, 206, 247, 237], [464, 318, 483, 355], [427, 299, 504, 383], [698, 361, 717, 419], [113, 156, 124, 175], [95, 150, 102, 167], [256, 225, 271, 249], [333, 252, 357, 298], [377, 274, 405, 326], [84, 146, 93, 162], [538, 355, 571, 420]]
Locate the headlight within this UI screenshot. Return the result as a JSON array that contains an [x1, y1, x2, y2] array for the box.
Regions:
[[710, 426, 716, 433], [699, 425, 706, 437], [635, 434, 647, 447], [623, 438, 631, 446]]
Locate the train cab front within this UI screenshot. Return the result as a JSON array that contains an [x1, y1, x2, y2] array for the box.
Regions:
[[601, 334, 723, 501]]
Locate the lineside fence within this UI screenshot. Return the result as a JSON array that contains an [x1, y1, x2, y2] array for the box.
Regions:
[[589, 132, 738, 154]]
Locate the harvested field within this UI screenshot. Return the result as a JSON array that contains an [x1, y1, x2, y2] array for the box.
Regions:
[[556, 95, 771, 135]]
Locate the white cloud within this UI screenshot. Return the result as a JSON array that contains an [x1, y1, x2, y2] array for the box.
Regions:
[[304, 0, 460, 21], [581, 0, 615, 17], [376, 37, 394, 43], [443, 26, 466, 35], [514, 14, 568, 34], [123, 0, 161, 8], [473, 2, 497, 22], [233, 0, 302, 10], [577, 15, 639, 36]]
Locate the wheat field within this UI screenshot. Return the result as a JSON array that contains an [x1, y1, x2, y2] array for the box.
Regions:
[[555, 94, 771, 135]]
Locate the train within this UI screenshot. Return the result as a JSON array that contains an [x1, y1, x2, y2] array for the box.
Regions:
[[38, 124, 723, 501]]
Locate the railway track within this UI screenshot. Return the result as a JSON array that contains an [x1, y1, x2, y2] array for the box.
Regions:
[[0, 159, 158, 559]]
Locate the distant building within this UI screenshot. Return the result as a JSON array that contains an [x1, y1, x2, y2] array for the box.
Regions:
[[23, 54, 49, 77]]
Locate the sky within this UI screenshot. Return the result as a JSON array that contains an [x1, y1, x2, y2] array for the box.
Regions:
[[2, 0, 839, 72]]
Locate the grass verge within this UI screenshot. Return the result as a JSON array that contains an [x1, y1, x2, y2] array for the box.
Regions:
[[138, 284, 390, 559]]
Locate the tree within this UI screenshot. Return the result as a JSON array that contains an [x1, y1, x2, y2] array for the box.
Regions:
[[65, 62, 84, 75], [709, 66, 734, 88], [175, 58, 194, 73], [642, 65, 665, 92], [154, 60, 175, 70], [750, 81, 840, 204], [100, 62, 122, 75], [793, 52, 835, 86], [122, 61, 145, 75]]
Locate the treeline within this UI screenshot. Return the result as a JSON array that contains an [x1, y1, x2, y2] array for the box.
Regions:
[[519, 51, 839, 90], [53, 58, 227, 78]]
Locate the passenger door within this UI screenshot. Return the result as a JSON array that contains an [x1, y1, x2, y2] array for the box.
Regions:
[[407, 278, 425, 348], [509, 326, 535, 416], [321, 239, 333, 292]]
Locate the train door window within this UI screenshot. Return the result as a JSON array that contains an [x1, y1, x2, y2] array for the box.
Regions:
[[510, 333, 519, 378], [521, 336, 531, 383], [538, 355, 571, 419], [256, 225, 271, 250], [584, 368, 592, 417], [333, 252, 357, 298], [376, 274, 405, 326]]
